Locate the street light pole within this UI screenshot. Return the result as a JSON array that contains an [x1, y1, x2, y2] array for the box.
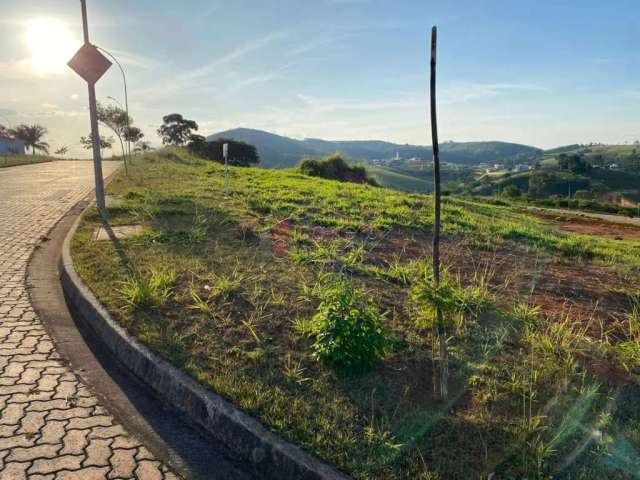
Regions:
[[97, 47, 131, 164], [81, 0, 106, 218]]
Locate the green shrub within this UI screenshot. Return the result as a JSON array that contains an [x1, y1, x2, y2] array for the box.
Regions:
[[309, 276, 388, 373], [502, 185, 522, 198], [299, 154, 377, 185]]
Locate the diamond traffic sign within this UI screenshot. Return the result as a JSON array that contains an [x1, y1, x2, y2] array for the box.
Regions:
[[67, 43, 112, 85]]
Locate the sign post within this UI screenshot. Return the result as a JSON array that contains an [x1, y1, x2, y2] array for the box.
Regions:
[[68, 0, 112, 219], [223, 142, 229, 198]]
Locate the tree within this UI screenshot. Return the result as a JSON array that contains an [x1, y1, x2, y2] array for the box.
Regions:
[[96, 102, 131, 164], [631, 148, 640, 172], [54, 146, 69, 157], [124, 126, 144, 144], [157, 114, 198, 146], [558, 153, 590, 174], [80, 134, 113, 155], [9, 124, 49, 155], [528, 171, 554, 197], [0, 124, 12, 138], [502, 185, 521, 198], [133, 141, 153, 155], [188, 136, 260, 167]]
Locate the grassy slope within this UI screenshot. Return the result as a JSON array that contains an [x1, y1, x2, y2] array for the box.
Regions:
[[73, 149, 640, 479], [367, 165, 433, 192], [0, 154, 53, 168]]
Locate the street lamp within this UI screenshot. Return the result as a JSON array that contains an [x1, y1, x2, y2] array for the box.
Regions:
[[95, 46, 131, 163]]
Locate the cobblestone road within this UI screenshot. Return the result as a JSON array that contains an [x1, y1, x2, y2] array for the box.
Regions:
[[0, 161, 179, 480]]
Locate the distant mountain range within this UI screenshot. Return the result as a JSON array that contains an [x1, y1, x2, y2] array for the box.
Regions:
[[206, 128, 543, 168]]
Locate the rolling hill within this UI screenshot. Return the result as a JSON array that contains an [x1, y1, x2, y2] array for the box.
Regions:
[[206, 127, 543, 168]]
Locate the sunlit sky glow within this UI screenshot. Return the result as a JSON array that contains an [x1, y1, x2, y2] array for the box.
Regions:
[[1, 0, 639, 158], [26, 18, 81, 73]]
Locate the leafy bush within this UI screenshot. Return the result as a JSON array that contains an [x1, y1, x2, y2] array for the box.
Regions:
[[188, 136, 259, 166], [300, 154, 378, 186], [502, 185, 522, 198], [309, 276, 388, 373]]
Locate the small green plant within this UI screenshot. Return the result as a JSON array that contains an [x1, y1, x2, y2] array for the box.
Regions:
[[410, 264, 493, 331], [309, 276, 388, 373], [282, 354, 311, 385], [188, 285, 213, 317], [205, 267, 244, 299], [120, 267, 176, 309]]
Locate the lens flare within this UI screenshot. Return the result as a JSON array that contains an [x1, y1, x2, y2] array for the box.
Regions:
[[26, 19, 80, 73]]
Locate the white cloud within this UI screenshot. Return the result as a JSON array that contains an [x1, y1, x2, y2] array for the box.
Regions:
[[440, 83, 551, 104], [286, 36, 344, 57], [99, 47, 161, 70], [232, 73, 281, 91], [136, 31, 288, 99], [178, 31, 287, 83]]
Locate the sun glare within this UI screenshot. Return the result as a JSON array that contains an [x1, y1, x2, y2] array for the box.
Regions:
[[26, 19, 80, 73]]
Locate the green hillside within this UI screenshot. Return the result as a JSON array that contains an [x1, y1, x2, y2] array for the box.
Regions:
[[466, 167, 640, 198], [367, 165, 433, 192], [544, 144, 640, 170], [73, 149, 640, 480], [207, 127, 543, 167]]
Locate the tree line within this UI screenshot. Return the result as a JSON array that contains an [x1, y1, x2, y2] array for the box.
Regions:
[[2, 111, 259, 168]]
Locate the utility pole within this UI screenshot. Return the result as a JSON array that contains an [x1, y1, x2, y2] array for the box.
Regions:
[[80, 0, 106, 218]]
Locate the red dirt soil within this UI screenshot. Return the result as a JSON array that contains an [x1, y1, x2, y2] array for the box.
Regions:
[[531, 211, 640, 239]]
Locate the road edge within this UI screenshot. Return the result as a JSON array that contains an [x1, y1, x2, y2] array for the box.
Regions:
[[59, 206, 350, 480]]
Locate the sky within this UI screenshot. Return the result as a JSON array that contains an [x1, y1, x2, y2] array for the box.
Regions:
[[0, 0, 639, 157]]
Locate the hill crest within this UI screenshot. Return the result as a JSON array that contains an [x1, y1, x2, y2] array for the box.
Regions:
[[206, 127, 543, 168]]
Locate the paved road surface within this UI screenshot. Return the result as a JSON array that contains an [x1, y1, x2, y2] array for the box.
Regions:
[[0, 161, 179, 480]]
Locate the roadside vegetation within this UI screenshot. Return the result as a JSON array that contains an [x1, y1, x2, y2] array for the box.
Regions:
[[0, 154, 53, 168], [72, 148, 640, 479]]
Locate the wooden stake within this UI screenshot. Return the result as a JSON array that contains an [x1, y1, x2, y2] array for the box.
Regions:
[[430, 26, 441, 287], [429, 25, 448, 399]]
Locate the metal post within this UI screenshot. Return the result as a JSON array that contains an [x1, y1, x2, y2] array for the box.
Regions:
[[223, 143, 229, 198], [80, 0, 106, 218]]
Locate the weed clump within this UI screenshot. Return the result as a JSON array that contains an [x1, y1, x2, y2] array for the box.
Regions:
[[119, 267, 177, 309], [409, 264, 494, 330], [309, 276, 388, 373]]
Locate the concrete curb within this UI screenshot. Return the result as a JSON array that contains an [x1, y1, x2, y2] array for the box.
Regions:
[[59, 209, 351, 480]]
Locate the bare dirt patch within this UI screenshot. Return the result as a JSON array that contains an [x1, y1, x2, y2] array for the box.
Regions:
[[531, 262, 631, 327], [532, 210, 640, 239]]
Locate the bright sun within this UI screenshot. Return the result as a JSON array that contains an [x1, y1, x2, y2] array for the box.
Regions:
[[26, 19, 80, 73]]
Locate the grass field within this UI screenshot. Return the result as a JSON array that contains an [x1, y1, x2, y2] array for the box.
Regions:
[[367, 164, 433, 192], [0, 154, 53, 168], [73, 149, 640, 479]]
